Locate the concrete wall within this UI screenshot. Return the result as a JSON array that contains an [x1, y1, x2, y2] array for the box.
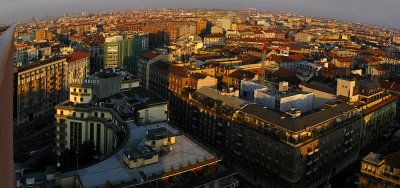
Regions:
[[300, 84, 337, 109], [138, 104, 168, 124], [0, 26, 14, 188]]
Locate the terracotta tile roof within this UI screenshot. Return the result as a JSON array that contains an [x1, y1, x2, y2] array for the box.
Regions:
[[271, 54, 306, 63], [169, 64, 190, 78], [272, 68, 296, 77], [228, 70, 256, 80], [236, 55, 260, 64], [247, 68, 271, 75], [361, 57, 382, 64], [373, 64, 385, 72], [204, 33, 226, 38], [70, 34, 86, 39], [362, 95, 398, 115], [191, 73, 206, 79], [140, 50, 161, 60], [337, 57, 354, 63], [66, 51, 91, 63], [359, 49, 386, 57]]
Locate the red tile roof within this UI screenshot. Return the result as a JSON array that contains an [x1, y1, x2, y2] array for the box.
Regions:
[[273, 68, 296, 77], [228, 70, 256, 80], [271, 54, 306, 63], [67, 51, 91, 63], [337, 57, 354, 63], [140, 50, 161, 60]]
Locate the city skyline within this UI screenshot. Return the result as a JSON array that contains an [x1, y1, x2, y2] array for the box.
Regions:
[[6, 6, 400, 187], [1, 0, 400, 29]]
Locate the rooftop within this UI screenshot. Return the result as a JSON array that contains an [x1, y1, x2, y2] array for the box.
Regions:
[[62, 122, 217, 188], [15, 56, 66, 72], [118, 86, 167, 106], [240, 102, 357, 132], [197, 87, 246, 109], [66, 51, 91, 63]]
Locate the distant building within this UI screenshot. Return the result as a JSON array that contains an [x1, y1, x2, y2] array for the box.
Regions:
[[216, 18, 232, 31], [136, 50, 166, 89], [204, 34, 226, 47], [294, 32, 313, 43], [103, 35, 143, 72], [36, 29, 52, 41]]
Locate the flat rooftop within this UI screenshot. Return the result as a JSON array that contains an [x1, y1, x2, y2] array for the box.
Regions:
[[118, 87, 167, 105], [62, 122, 217, 188]]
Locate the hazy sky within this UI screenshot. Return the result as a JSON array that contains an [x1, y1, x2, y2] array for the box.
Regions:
[[1, 0, 399, 29]]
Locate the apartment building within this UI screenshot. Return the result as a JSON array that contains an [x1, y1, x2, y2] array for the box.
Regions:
[[14, 57, 67, 126], [103, 35, 143, 72], [136, 50, 166, 89], [54, 72, 167, 156], [166, 86, 363, 187], [204, 34, 226, 47], [269, 54, 307, 71], [149, 61, 217, 99], [36, 29, 52, 41], [65, 52, 90, 89]]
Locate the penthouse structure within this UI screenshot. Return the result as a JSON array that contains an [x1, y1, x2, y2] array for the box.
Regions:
[[359, 152, 400, 187]]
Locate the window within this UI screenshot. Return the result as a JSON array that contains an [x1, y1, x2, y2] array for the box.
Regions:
[[60, 111, 63, 115], [84, 89, 87, 93], [79, 89, 82, 92], [81, 113, 84, 118], [74, 97, 77, 101], [94, 112, 98, 117], [74, 88, 76, 92], [101, 113, 104, 118], [80, 98, 83, 102]]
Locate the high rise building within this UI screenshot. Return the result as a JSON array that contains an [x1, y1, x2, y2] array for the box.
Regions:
[[0, 26, 15, 188], [103, 35, 143, 72]]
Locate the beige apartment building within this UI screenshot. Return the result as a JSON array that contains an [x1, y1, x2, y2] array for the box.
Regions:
[[54, 72, 168, 156]]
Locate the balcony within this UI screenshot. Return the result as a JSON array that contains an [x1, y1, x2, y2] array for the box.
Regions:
[[54, 114, 68, 119], [57, 122, 67, 128]]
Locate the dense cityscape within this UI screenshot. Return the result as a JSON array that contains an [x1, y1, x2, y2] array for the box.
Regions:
[[1, 7, 400, 188]]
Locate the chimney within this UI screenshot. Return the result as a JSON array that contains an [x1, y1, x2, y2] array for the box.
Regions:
[[279, 81, 288, 92]]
